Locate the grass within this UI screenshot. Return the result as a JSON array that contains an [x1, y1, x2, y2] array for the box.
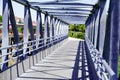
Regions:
[[118, 55, 120, 78]]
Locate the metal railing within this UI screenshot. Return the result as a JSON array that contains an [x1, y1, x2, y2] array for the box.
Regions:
[[0, 35, 68, 72], [85, 36, 116, 80]]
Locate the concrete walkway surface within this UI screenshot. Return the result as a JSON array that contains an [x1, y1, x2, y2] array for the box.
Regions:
[[16, 38, 89, 80]]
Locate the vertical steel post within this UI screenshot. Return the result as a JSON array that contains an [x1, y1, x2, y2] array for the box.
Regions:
[[44, 14, 49, 45], [60, 22, 63, 38], [85, 18, 90, 39], [91, 15, 95, 44], [54, 19, 59, 40], [51, 17, 54, 40], [92, 14, 96, 45], [56, 20, 60, 41], [39, 12, 43, 39], [23, 6, 29, 57], [9, 0, 21, 59], [94, 9, 100, 48], [24, 5, 35, 55], [103, 0, 110, 62], [36, 10, 41, 49], [58, 21, 61, 39], [89, 17, 92, 42], [108, 0, 120, 79], [49, 16, 53, 43], [1, 0, 9, 70], [96, 0, 107, 54], [53, 18, 57, 40]]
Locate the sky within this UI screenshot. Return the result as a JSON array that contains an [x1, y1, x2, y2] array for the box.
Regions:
[[0, 0, 2, 15]]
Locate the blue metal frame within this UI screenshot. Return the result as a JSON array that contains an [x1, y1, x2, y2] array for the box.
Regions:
[[2, 0, 9, 70], [1, 0, 118, 80], [29, 2, 94, 7], [97, 0, 107, 54], [108, 0, 119, 79]]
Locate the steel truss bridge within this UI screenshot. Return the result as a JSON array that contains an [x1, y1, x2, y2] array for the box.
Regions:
[[0, 0, 119, 80]]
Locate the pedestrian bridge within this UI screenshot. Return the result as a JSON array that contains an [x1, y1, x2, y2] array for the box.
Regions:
[[0, 0, 119, 80]]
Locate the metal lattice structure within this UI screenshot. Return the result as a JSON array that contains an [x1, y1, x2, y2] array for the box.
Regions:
[[0, 0, 119, 80]]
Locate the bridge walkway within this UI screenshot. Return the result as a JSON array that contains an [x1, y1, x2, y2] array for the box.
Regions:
[[16, 38, 89, 80]]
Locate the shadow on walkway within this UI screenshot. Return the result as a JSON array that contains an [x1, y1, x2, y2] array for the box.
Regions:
[[16, 40, 90, 80]]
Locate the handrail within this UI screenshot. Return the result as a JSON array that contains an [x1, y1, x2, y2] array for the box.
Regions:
[[102, 60, 115, 77], [85, 36, 116, 80], [0, 35, 68, 71]]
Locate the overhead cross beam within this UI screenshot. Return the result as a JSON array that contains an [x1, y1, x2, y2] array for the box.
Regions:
[[29, 2, 93, 8], [48, 12, 90, 16], [29, 2, 94, 6], [35, 6, 93, 9], [13, 0, 94, 24], [55, 15, 88, 19], [40, 7, 93, 11], [59, 20, 87, 24], [41, 8, 91, 12], [53, 14, 89, 17], [45, 10, 91, 14], [56, 16, 88, 24]]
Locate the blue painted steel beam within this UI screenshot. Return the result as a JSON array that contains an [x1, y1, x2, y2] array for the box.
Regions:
[[62, 21, 86, 24], [23, 5, 29, 58], [9, 0, 20, 44], [24, 6, 36, 56], [41, 8, 91, 12], [1, 0, 9, 70], [108, 0, 120, 79], [36, 10, 41, 49], [38, 6, 93, 10], [55, 15, 88, 19], [57, 18, 87, 22], [30, 3, 93, 9], [44, 14, 49, 45], [97, 0, 107, 54], [51, 17, 54, 38], [34, 0, 79, 3], [90, 15, 95, 44], [27, 9, 35, 41], [93, 9, 100, 47], [49, 12, 90, 15], [49, 16, 54, 42], [45, 10, 91, 14], [29, 0, 93, 4], [41, 7, 93, 11], [53, 14, 89, 17], [39, 11, 43, 38], [8, 0, 23, 60], [13, 0, 91, 25], [93, 9, 99, 47], [29, 2, 94, 6]]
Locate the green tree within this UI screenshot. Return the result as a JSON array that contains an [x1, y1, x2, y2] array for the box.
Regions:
[[72, 33, 77, 38], [78, 24, 85, 32], [0, 15, 2, 23], [69, 24, 76, 31], [69, 31, 74, 37], [69, 24, 85, 39]]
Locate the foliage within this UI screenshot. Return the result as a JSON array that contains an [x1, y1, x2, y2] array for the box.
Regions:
[[0, 15, 2, 23], [17, 27, 23, 33], [69, 24, 85, 32], [69, 24, 85, 39]]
